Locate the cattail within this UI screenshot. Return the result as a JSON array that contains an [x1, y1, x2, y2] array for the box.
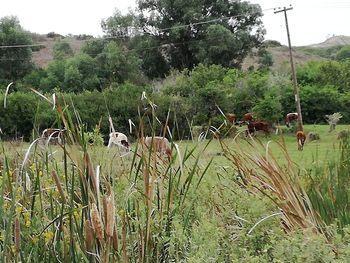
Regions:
[[14, 217, 21, 255], [51, 170, 66, 203], [90, 203, 104, 241], [105, 191, 115, 237], [112, 225, 119, 251], [84, 153, 97, 194], [84, 219, 94, 252]]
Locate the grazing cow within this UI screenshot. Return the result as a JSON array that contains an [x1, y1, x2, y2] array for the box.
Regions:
[[296, 131, 306, 151], [240, 112, 254, 126], [107, 132, 130, 152], [144, 136, 172, 161], [285, 112, 298, 127], [41, 128, 65, 144], [227, 113, 236, 125], [246, 121, 269, 137]]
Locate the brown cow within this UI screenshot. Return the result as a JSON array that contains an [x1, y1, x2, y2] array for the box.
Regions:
[[296, 131, 306, 151], [246, 121, 269, 137], [227, 113, 236, 125], [144, 136, 172, 161], [41, 128, 65, 144], [285, 112, 298, 127], [240, 112, 254, 126]]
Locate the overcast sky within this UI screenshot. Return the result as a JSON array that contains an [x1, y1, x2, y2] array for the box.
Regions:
[[0, 0, 349, 46]]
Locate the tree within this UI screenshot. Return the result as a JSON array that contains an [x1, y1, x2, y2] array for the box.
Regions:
[[257, 47, 273, 69], [129, 35, 170, 78], [101, 9, 138, 38], [53, 40, 74, 60], [95, 41, 144, 85], [196, 25, 239, 67], [136, 0, 265, 70], [336, 45, 350, 61], [252, 90, 282, 124], [63, 54, 100, 91], [102, 1, 265, 73], [0, 16, 33, 82]]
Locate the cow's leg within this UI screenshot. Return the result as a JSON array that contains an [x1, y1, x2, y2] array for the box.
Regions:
[[107, 138, 113, 148]]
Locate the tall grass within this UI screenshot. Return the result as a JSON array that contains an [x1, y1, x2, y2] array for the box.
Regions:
[[220, 136, 327, 236], [306, 136, 350, 232], [0, 92, 211, 262]]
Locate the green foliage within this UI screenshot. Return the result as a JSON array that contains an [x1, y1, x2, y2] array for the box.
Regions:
[[299, 45, 344, 59], [0, 92, 41, 140], [196, 25, 239, 67], [257, 48, 274, 69], [129, 35, 170, 78], [101, 9, 136, 38], [306, 137, 350, 232], [336, 46, 350, 60], [0, 16, 33, 82], [101, 0, 265, 71], [52, 40, 74, 60], [252, 89, 282, 123], [100, 41, 143, 84], [84, 125, 104, 146], [300, 85, 343, 123]]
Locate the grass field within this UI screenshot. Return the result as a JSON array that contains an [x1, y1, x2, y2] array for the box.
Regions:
[[1, 123, 350, 262]]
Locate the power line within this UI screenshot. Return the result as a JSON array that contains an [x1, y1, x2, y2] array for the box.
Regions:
[[0, 44, 45, 49], [0, 6, 275, 49]]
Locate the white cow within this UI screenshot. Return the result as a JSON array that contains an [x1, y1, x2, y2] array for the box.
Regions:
[[107, 132, 130, 152]]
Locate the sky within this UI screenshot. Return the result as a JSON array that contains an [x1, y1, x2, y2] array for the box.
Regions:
[[0, 0, 350, 46]]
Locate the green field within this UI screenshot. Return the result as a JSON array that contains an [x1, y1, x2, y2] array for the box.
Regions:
[[1, 124, 350, 262]]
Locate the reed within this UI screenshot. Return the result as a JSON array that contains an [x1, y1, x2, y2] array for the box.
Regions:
[[221, 137, 326, 236], [0, 89, 210, 262]]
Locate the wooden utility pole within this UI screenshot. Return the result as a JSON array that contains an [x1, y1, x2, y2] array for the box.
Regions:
[[274, 6, 303, 132]]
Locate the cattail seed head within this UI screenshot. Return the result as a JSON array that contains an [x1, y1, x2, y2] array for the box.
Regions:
[[105, 191, 115, 237], [90, 203, 104, 241]]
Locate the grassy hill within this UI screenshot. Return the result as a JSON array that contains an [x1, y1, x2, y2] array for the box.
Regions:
[[31, 34, 86, 68]]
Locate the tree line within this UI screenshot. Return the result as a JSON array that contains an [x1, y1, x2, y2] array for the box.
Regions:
[[1, 0, 350, 140]]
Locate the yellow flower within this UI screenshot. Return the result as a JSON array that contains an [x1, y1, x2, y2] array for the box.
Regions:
[[43, 231, 54, 244], [29, 163, 36, 172], [23, 212, 31, 227], [73, 210, 81, 221], [38, 170, 43, 177], [15, 206, 23, 215]]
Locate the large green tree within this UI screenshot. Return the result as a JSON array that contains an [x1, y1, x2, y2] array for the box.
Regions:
[[0, 16, 33, 83], [102, 0, 265, 75], [136, 0, 265, 70]]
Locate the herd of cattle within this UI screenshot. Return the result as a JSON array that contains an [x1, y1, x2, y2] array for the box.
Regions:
[[40, 111, 306, 161], [227, 111, 305, 150], [41, 128, 173, 159]]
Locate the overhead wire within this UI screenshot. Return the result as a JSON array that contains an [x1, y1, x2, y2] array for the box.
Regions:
[[0, 6, 275, 49]]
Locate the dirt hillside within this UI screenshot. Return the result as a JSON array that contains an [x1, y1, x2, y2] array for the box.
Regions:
[[31, 35, 350, 69]]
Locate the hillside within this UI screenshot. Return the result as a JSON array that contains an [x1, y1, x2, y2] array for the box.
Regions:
[[242, 45, 325, 71], [31, 35, 85, 68], [307, 35, 350, 48], [31, 35, 350, 70]]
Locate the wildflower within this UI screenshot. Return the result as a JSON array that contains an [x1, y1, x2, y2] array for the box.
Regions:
[[43, 231, 54, 244], [23, 212, 31, 227], [15, 206, 23, 215], [29, 163, 36, 172]]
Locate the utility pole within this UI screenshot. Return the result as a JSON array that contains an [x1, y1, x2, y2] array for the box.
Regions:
[[274, 5, 303, 132]]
